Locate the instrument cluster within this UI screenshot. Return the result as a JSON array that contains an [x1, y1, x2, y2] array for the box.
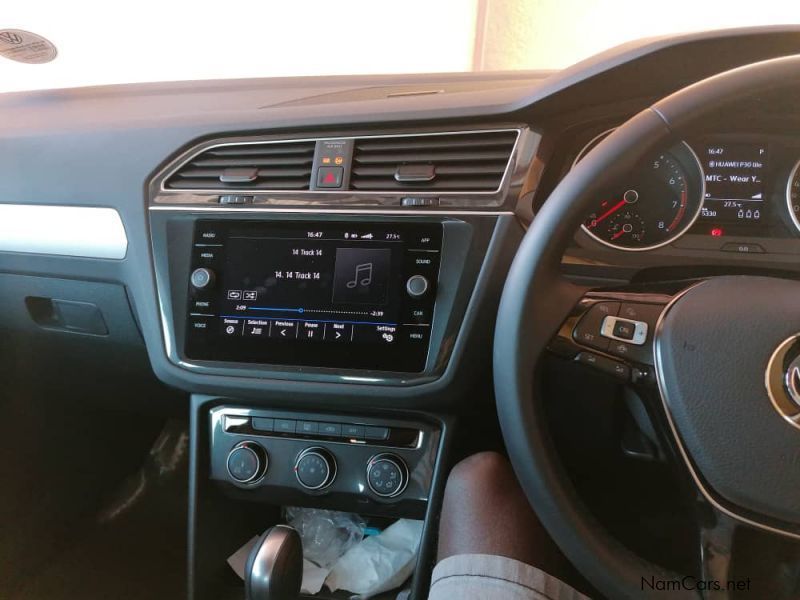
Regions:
[[573, 131, 800, 252]]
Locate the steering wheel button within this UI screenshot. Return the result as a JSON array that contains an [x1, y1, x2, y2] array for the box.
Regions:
[[607, 340, 653, 365], [575, 352, 630, 381], [612, 320, 635, 340], [573, 302, 619, 351], [619, 302, 664, 324], [593, 302, 618, 316], [601, 316, 648, 345]]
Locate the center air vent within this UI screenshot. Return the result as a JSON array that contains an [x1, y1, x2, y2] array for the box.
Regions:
[[350, 130, 517, 192], [164, 140, 316, 191]]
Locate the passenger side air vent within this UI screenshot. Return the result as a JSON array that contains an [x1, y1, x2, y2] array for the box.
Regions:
[[164, 140, 316, 190], [350, 130, 517, 192]]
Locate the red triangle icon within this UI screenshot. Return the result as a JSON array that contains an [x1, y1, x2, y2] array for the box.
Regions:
[[324, 172, 336, 184]]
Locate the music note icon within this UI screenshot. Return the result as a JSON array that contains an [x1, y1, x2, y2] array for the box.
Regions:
[[346, 262, 373, 289]]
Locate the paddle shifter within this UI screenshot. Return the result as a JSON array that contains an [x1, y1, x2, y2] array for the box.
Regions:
[[244, 525, 303, 600]]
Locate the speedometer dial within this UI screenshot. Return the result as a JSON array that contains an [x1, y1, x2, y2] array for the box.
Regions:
[[575, 136, 704, 251]]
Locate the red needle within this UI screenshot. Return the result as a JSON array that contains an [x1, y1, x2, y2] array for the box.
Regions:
[[588, 198, 626, 228], [611, 228, 627, 241]]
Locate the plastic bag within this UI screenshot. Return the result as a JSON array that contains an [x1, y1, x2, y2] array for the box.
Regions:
[[325, 518, 423, 598], [284, 506, 366, 569]]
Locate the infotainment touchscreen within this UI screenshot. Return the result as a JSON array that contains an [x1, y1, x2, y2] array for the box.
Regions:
[[184, 220, 442, 372]]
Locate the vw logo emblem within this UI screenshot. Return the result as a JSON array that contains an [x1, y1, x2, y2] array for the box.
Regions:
[[765, 335, 800, 429], [0, 32, 23, 45], [786, 361, 800, 408]]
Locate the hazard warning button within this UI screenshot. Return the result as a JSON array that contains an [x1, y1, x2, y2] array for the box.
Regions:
[[316, 166, 344, 189]]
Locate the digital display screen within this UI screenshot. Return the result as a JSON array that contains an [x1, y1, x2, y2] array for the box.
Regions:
[[699, 142, 768, 223], [184, 220, 442, 372]]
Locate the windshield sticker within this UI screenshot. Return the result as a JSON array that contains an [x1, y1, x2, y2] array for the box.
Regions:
[[0, 29, 57, 64]]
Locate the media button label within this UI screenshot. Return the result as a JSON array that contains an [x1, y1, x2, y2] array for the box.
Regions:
[[220, 318, 243, 336], [324, 322, 352, 342], [269, 320, 298, 339], [243, 319, 270, 337], [300, 321, 322, 340]]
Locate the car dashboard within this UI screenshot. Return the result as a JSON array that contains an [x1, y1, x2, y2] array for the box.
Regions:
[[4, 25, 800, 600]]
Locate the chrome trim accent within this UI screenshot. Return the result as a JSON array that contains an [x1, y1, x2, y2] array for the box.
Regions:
[[764, 334, 800, 429], [148, 205, 514, 216], [0, 204, 127, 259], [785, 158, 800, 235], [574, 136, 707, 252], [786, 366, 800, 408], [160, 128, 521, 195], [654, 282, 800, 540]]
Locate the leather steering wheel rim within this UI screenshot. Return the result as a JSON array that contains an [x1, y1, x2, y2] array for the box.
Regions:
[[493, 54, 800, 600]]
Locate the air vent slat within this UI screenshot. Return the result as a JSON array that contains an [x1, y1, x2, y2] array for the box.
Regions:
[[167, 178, 311, 190], [177, 167, 313, 179], [353, 150, 511, 165], [352, 163, 507, 177], [350, 178, 505, 191], [165, 140, 315, 191], [350, 130, 516, 192], [207, 145, 315, 157], [191, 157, 314, 168], [355, 135, 515, 152]]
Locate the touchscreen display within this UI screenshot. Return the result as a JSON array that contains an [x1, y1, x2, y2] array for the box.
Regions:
[[184, 220, 442, 372]]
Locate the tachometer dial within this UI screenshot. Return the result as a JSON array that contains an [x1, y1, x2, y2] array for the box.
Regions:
[[574, 135, 704, 251]]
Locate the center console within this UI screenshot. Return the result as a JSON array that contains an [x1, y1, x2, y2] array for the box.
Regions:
[[190, 396, 451, 600], [147, 126, 533, 599]]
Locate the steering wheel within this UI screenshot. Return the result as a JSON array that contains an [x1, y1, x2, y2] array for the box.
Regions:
[[495, 55, 800, 600]]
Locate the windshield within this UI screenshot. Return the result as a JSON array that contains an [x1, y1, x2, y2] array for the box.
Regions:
[[2, 1, 799, 93]]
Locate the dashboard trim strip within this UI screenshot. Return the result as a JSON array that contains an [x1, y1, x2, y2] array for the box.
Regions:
[[148, 206, 513, 216], [0, 204, 128, 259]]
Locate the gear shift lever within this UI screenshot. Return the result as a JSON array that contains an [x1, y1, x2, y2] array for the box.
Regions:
[[244, 525, 303, 600]]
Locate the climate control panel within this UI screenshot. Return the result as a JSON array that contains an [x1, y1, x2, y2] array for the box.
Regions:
[[208, 406, 438, 513]]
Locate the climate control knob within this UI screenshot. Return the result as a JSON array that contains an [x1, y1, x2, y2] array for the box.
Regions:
[[190, 267, 216, 290], [294, 447, 337, 491], [226, 441, 268, 484], [366, 453, 409, 498]]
